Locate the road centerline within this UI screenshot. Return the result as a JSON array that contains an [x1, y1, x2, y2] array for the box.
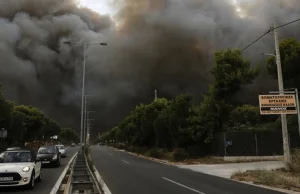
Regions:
[[121, 160, 130, 164], [108, 153, 113, 156], [161, 177, 206, 194]]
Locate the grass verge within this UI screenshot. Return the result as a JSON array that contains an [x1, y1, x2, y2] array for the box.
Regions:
[[231, 149, 300, 192], [107, 143, 281, 164]]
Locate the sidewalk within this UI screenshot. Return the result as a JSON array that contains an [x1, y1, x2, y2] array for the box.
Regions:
[[177, 161, 285, 178]]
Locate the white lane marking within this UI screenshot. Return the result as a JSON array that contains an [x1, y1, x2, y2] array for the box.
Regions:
[[161, 177, 206, 194], [121, 160, 130, 164], [108, 153, 113, 156]]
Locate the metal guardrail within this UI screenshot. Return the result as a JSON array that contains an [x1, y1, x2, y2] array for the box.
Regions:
[[68, 153, 101, 194]]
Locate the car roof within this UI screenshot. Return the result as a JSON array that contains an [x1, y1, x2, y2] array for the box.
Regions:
[[39, 146, 56, 148], [5, 149, 31, 153]]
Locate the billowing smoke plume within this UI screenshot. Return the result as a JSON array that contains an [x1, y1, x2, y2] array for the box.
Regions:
[[0, 0, 300, 134]]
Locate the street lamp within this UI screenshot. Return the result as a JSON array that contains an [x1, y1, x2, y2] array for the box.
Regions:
[[63, 40, 107, 153]]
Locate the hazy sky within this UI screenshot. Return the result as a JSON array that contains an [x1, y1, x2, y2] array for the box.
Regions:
[[79, 0, 117, 15]]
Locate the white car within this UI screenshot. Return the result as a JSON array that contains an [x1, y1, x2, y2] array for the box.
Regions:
[[55, 145, 67, 158], [0, 149, 42, 189]]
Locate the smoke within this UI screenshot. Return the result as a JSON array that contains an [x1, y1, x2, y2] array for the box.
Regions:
[[0, 0, 299, 134]]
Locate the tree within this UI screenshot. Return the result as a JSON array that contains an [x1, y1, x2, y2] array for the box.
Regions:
[[226, 105, 261, 131], [189, 49, 259, 142], [8, 109, 26, 144], [0, 84, 13, 130], [212, 49, 259, 101], [267, 38, 300, 89], [59, 128, 79, 144], [13, 105, 45, 141], [42, 118, 61, 140]]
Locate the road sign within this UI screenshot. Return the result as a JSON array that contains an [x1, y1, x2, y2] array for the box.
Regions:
[[259, 94, 297, 115]]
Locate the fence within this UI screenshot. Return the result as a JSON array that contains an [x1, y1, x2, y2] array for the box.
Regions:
[[212, 131, 300, 157]]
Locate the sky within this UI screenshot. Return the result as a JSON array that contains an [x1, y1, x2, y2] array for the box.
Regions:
[[78, 0, 247, 18], [78, 0, 117, 15]]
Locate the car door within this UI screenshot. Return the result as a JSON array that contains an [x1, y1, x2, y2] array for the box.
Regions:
[[56, 147, 61, 160]]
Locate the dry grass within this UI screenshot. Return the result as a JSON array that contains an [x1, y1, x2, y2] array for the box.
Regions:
[[231, 149, 300, 192], [232, 170, 300, 192]]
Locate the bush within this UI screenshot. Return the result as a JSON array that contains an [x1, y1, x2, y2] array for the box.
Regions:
[[146, 148, 166, 158], [126, 145, 136, 152], [172, 148, 188, 161], [187, 145, 205, 158], [136, 146, 148, 154]]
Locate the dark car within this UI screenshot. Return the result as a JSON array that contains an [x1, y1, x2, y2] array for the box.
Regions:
[[6, 147, 21, 151], [36, 146, 61, 167]]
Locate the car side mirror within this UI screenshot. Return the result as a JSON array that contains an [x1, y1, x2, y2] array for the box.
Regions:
[[35, 158, 41, 162]]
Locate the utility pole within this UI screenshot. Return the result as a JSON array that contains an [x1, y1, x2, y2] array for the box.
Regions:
[[83, 95, 87, 146], [154, 89, 157, 101], [273, 22, 291, 167]]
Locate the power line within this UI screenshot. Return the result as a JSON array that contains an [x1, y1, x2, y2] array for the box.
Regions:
[[241, 18, 300, 52]]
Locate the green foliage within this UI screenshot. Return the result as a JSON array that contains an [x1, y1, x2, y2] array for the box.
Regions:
[[212, 49, 259, 100], [226, 105, 261, 131], [0, 83, 68, 143], [99, 48, 261, 157], [13, 105, 45, 140], [59, 128, 80, 144], [267, 38, 300, 89], [171, 148, 188, 161]]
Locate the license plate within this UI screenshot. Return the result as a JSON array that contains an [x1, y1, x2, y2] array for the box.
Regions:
[[0, 177, 13, 181], [42, 161, 50, 164]]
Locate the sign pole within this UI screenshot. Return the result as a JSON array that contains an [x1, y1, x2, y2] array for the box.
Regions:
[[273, 22, 291, 167]]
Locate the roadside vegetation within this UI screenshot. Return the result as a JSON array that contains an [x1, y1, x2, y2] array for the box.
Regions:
[[231, 149, 300, 192], [98, 38, 300, 162], [0, 83, 79, 147]]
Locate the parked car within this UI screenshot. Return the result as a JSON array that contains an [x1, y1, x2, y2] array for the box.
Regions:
[[6, 147, 21, 151], [36, 146, 61, 167], [0, 149, 42, 189], [55, 145, 67, 158], [71, 143, 76, 147]]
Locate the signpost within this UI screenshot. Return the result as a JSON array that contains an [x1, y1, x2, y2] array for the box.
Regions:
[[258, 94, 297, 115]]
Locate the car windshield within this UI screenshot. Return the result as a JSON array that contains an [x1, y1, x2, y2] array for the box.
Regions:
[[0, 152, 31, 163], [38, 147, 57, 154]]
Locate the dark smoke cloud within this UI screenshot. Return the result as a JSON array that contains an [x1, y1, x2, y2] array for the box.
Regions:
[[0, 0, 300, 135]]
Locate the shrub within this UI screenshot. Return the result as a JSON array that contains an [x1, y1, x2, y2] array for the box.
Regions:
[[126, 145, 136, 152], [136, 146, 148, 154], [172, 148, 188, 161], [187, 145, 205, 158], [146, 148, 166, 158]]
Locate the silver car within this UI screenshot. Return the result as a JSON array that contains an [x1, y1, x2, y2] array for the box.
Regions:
[[55, 145, 67, 158]]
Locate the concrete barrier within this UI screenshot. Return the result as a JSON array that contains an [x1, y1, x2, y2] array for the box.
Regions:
[[224, 155, 283, 162]]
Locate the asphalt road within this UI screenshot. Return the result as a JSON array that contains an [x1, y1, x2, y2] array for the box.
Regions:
[[0, 146, 78, 194], [91, 146, 285, 194]]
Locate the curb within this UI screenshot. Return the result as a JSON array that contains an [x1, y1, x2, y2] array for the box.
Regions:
[[93, 166, 112, 194], [49, 152, 77, 194]]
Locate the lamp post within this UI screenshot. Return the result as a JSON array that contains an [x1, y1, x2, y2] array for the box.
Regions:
[[63, 40, 107, 153]]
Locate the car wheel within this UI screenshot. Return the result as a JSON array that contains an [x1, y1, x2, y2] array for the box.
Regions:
[[27, 173, 35, 189], [36, 170, 42, 182], [56, 160, 60, 167]]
